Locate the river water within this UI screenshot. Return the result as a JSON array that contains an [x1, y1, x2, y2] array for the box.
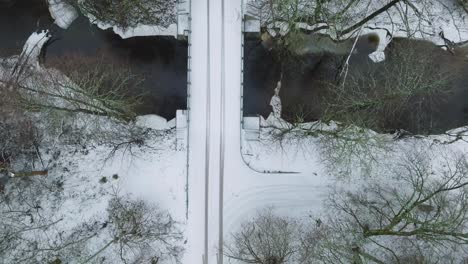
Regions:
[[0, 0, 187, 120], [2, 1, 467, 132], [243, 34, 468, 134]]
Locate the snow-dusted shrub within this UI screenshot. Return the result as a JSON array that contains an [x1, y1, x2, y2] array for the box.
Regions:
[[63, 194, 184, 263], [105, 196, 183, 262], [318, 125, 392, 178], [460, 0, 468, 12], [0, 120, 37, 164], [75, 0, 177, 28], [0, 173, 65, 263], [225, 208, 303, 264], [248, 0, 370, 38], [1, 186, 183, 263], [0, 87, 39, 166]]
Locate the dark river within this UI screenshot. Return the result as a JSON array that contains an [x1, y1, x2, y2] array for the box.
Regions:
[[243, 33, 374, 121], [2, 0, 467, 132], [243, 33, 468, 134], [0, 0, 187, 120]]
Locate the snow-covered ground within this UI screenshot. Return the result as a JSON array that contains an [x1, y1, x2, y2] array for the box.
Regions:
[[183, 3, 204, 263], [0, 29, 188, 263], [42, 124, 187, 226], [3, 0, 468, 263]]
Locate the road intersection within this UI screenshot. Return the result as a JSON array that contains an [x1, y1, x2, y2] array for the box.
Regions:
[[185, 1, 324, 263]]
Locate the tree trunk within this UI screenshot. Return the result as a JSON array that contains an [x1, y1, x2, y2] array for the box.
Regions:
[[10, 170, 48, 178]]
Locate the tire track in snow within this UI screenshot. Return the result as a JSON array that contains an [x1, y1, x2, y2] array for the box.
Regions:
[[223, 183, 328, 232], [204, 0, 211, 262]]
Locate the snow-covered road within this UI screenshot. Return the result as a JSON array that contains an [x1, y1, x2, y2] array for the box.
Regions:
[[185, 0, 329, 263]]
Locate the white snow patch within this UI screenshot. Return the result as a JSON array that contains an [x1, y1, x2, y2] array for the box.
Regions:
[[95, 22, 179, 39], [345, 0, 468, 49], [369, 50, 386, 62], [85, 0, 191, 39], [95, 129, 187, 222], [19, 31, 51, 68], [270, 80, 282, 118], [47, 0, 78, 29], [135, 114, 168, 130], [167, 117, 177, 129]]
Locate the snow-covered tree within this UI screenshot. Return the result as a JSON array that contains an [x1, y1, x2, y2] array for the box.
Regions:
[[225, 209, 302, 264], [71, 0, 177, 28], [64, 194, 184, 264], [230, 149, 468, 263], [0, 32, 144, 123], [315, 150, 468, 263], [0, 187, 183, 264], [249, 0, 468, 46]]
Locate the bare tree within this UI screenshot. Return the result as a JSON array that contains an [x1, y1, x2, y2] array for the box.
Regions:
[[317, 149, 468, 263], [459, 0, 468, 13], [228, 148, 468, 263], [249, 0, 407, 56], [250, 0, 468, 47], [267, 38, 459, 176], [0, 115, 38, 166], [10, 54, 144, 123], [70, 0, 177, 28], [249, 0, 381, 37], [321, 40, 458, 135], [0, 49, 149, 169], [1, 183, 183, 264], [225, 209, 302, 264], [67, 194, 184, 264], [0, 172, 65, 263], [0, 83, 47, 179]]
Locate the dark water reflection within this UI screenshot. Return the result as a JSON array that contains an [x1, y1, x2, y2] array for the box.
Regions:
[[0, 0, 187, 120], [243, 37, 281, 117], [243, 34, 468, 134], [0, 0, 53, 56], [243, 35, 367, 121]]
